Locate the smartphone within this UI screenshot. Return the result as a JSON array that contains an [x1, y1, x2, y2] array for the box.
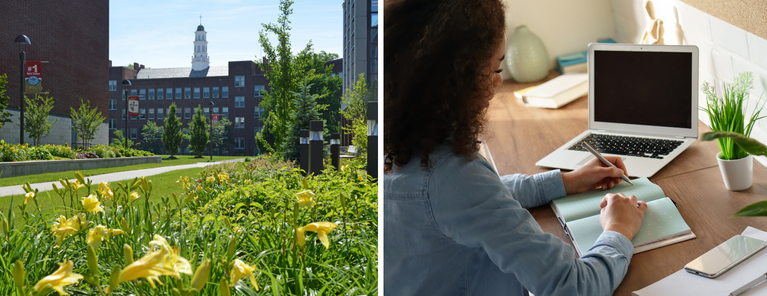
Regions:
[[684, 235, 767, 278]]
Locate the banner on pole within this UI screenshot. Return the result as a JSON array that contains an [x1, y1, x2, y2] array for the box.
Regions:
[[211, 114, 220, 126], [25, 61, 42, 94], [128, 96, 139, 116]]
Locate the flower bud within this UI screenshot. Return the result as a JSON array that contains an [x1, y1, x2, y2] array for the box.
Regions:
[[227, 236, 237, 261], [123, 244, 134, 265], [2, 217, 9, 236], [75, 172, 86, 185], [223, 216, 231, 230], [141, 176, 149, 192], [106, 267, 121, 294], [191, 259, 211, 292], [87, 245, 99, 276], [13, 259, 24, 292], [120, 217, 130, 235], [220, 278, 231, 296]]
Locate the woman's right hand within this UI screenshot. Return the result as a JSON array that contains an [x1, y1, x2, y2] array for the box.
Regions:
[[598, 193, 647, 240]]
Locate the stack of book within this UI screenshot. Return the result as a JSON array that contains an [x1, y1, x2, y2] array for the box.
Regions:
[[513, 73, 588, 109], [554, 38, 615, 74]]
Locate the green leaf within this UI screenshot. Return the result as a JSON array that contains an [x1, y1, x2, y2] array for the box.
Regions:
[[701, 131, 767, 156], [733, 200, 767, 217]]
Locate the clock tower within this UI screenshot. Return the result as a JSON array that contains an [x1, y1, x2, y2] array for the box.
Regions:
[[192, 17, 210, 71]]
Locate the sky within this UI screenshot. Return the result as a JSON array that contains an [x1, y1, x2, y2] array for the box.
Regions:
[[110, 0, 343, 68]]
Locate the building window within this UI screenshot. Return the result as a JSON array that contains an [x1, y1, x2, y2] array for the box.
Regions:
[[235, 96, 245, 108], [184, 128, 189, 135], [212, 87, 219, 98], [109, 119, 116, 130], [149, 89, 155, 100], [175, 88, 182, 99], [157, 88, 163, 100], [212, 107, 219, 117], [222, 107, 229, 119], [131, 89, 137, 96], [139, 89, 146, 100], [235, 117, 244, 129], [222, 86, 229, 98], [254, 85, 265, 97], [203, 87, 210, 98], [122, 109, 126, 120], [139, 108, 146, 120], [235, 76, 245, 87], [184, 108, 191, 119], [194, 87, 201, 99], [167, 88, 173, 100], [235, 138, 244, 149], [109, 80, 117, 91], [176, 108, 182, 119], [109, 100, 116, 110], [157, 108, 164, 120], [203, 108, 210, 118], [184, 88, 191, 99], [222, 146, 229, 155], [131, 128, 137, 139], [148, 108, 155, 120], [254, 106, 264, 118], [254, 126, 262, 136]]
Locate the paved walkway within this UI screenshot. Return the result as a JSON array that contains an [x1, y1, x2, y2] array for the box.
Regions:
[[0, 158, 245, 197]]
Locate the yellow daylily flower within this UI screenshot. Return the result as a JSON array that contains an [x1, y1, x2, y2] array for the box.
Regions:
[[296, 190, 316, 208], [116, 248, 179, 288], [206, 176, 215, 183], [218, 172, 230, 183], [24, 192, 35, 205], [229, 259, 259, 291], [70, 180, 84, 191], [87, 225, 109, 249], [244, 179, 252, 185], [295, 227, 306, 250], [149, 235, 192, 275], [130, 191, 140, 202], [33, 260, 83, 295], [298, 222, 338, 249], [98, 182, 113, 199], [52, 214, 87, 246], [81, 195, 104, 213]]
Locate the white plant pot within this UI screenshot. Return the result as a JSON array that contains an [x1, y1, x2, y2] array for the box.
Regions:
[[716, 153, 753, 191]]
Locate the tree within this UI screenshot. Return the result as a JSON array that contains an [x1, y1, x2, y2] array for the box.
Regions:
[[163, 103, 184, 159], [0, 74, 13, 129], [140, 121, 164, 154], [256, 0, 305, 156], [295, 47, 343, 134], [282, 79, 322, 161], [22, 93, 57, 146], [188, 105, 209, 158], [340, 73, 374, 156], [212, 117, 233, 153], [111, 129, 134, 148], [70, 98, 106, 149]]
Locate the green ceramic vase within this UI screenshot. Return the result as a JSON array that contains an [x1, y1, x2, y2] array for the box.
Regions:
[[506, 25, 549, 83]]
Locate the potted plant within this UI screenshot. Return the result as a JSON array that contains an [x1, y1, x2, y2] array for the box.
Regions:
[[700, 72, 765, 190]]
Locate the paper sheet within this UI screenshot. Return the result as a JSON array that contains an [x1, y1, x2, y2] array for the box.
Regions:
[[632, 226, 767, 296]]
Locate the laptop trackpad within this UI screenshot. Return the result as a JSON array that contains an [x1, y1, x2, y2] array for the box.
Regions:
[[576, 155, 627, 166]]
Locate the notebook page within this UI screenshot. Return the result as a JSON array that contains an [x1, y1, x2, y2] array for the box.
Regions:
[[552, 177, 666, 222], [567, 197, 691, 255]]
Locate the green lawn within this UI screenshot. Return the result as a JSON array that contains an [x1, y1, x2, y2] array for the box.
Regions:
[[0, 155, 243, 187], [3, 167, 205, 225]]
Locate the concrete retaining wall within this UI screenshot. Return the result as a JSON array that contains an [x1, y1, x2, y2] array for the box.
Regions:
[[0, 156, 162, 178]]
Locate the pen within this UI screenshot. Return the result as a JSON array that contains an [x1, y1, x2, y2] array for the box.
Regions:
[[581, 142, 633, 185], [730, 273, 767, 296]]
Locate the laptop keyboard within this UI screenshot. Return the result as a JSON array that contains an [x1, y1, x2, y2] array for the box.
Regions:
[[567, 134, 684, 159]]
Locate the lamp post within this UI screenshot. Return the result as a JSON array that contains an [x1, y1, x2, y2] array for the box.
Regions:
[[122, 79, 131, 149], [309, 121, 324, 175], [300, 129, 309, 176], [208, 101, 214, 161], [15, 35, 30, 145], [330, 133, 340, 170], [367, 101, 378, 179]]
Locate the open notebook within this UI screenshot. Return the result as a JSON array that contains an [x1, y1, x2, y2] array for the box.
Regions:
[[551, 178, 695, 255]]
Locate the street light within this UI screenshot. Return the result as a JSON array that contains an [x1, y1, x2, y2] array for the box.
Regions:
[[330, 133, 340, 170], [15, 35, 30, 145], [208, 101, 214, 161], [367, 101, 378, 179], [300, 129, 309, 175], [309, 121, 324, 175], [122, 80, 131, 149]]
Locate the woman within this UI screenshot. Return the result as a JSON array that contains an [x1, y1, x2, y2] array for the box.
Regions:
[[383, 1, 647, 295]]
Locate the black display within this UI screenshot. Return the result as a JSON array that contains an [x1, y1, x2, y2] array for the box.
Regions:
[[593, 50, 692, 129]]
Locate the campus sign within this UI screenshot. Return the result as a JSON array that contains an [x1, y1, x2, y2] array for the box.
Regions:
[[25, 61, 42, 94], [211, 114, 220, 126], [128, 96, 139, 116]]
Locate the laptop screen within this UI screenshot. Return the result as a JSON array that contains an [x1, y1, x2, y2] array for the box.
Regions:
[[593, 50, 692, 129]]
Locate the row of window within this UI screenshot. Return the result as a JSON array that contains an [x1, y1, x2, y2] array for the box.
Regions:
[[117, 109, 258, 129], [110, 126, 262, 149], [109, 101, 264, 118], [109, 78, 261, 94]]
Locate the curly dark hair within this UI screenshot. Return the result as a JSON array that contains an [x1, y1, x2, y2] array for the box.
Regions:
[[384, 0, 507, 173]]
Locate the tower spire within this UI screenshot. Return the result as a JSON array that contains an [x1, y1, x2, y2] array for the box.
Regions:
[[200, 15, 202, 25], [192, 20, 209, 71]]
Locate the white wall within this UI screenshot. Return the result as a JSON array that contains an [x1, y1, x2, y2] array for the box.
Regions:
[[0, 109, 110, 147], [502, 0, 617, 80], [610, 0, 767, 168]]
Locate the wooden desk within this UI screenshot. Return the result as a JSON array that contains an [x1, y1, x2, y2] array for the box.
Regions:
[[484, 72, 767, 295]]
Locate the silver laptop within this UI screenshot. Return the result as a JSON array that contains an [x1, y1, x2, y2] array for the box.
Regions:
[[536, 43, 699, 178]]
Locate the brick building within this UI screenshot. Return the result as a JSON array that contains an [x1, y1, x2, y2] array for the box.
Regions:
[[0, 0, 110, 145], [109, 23, 269, 156]]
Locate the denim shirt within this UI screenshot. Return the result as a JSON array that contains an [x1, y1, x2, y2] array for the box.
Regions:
[[384, 144, 634, 296]]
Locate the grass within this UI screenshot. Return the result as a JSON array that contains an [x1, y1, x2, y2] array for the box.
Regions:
[[0, 154, 243, 187], [2, 167, 205, 225]]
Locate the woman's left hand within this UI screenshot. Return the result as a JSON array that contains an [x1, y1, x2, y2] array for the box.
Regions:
[[561, 156, 628, 195]]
